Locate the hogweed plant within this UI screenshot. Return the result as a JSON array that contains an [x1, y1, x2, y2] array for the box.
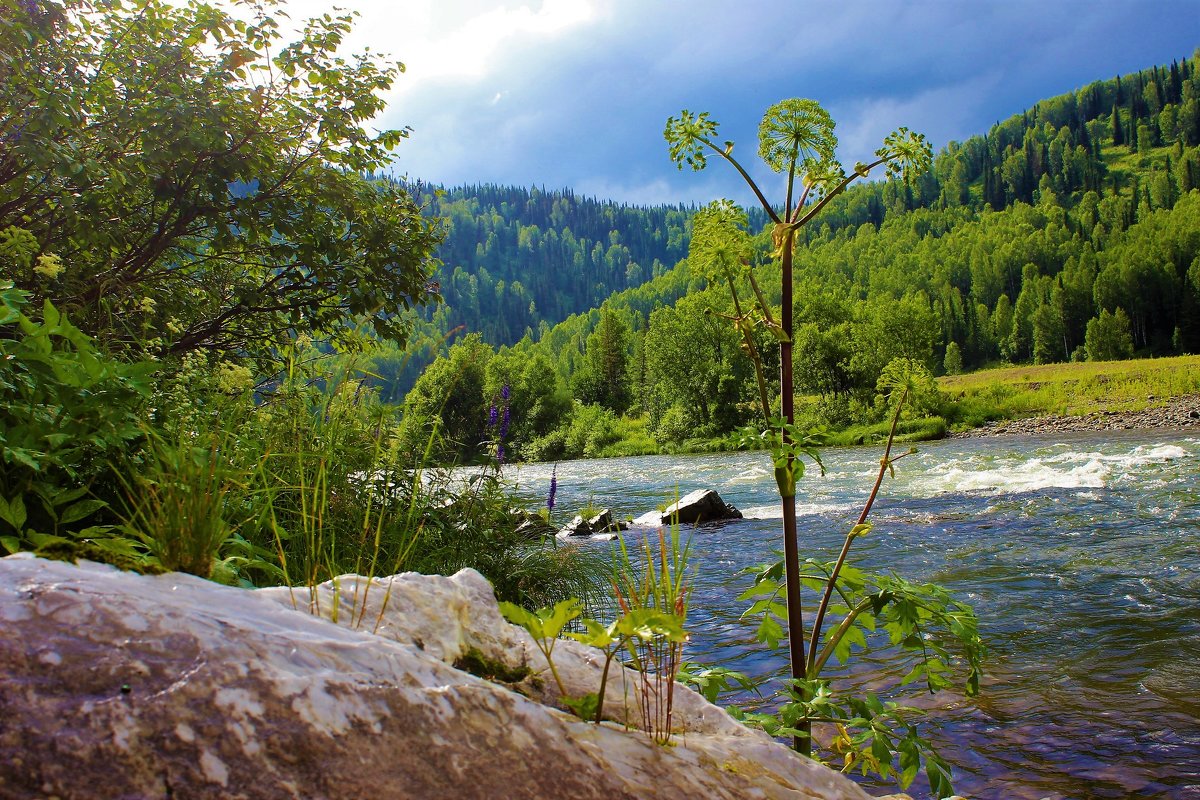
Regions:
[[666, 101, 982, 796], [735, 365, 982, 796]]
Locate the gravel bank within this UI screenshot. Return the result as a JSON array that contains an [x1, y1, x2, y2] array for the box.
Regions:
[[950, 394, 1200, 438]]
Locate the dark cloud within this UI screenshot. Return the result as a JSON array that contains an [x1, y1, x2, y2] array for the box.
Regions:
[[384, 0, 1199, 205]]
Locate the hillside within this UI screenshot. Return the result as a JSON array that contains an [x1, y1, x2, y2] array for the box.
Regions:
[[389, 49, 1200, 460]]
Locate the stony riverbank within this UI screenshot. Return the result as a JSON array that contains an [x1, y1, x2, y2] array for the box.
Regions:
[[950, 393, 1200, 438]]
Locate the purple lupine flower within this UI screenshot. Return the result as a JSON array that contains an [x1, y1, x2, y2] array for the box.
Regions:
[[20, 0, 38, 15], [500, 384, 510, 402], [547, 465, 558, 513], [495, 443, 506, 464], [488, 404, 498, 427], [499, 405, 510, 439]]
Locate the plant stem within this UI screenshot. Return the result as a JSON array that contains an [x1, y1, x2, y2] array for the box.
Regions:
[[806, 389, 907, 672], [777, 225, 810, 756], [725, 270, 772, 423], [811, 597, 874, 675], [702, 139, 781, 223], [595, 649, 616, 723]]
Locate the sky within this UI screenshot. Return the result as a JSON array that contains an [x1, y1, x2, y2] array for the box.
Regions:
[[281, 0, 1199, 207]]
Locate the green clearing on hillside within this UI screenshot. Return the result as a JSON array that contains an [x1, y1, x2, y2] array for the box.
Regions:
[[938, 354, 1200, 429]]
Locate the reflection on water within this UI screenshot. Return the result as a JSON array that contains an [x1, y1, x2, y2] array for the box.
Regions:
[[508, 430, 1200, 800]]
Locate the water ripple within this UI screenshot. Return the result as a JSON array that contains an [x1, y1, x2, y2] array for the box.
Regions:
[[516, 430, 1200, 799]]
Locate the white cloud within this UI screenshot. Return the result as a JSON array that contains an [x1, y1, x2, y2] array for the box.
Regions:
[[276, 0, 596, 90]]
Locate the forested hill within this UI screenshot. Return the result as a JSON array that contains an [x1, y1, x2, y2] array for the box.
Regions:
[[793, 49, 1200, 238], [402, 183, 698, 345], [389, 49, 1200, 461]]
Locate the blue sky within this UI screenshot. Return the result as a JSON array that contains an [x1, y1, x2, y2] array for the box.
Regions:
[[285, 0, 1199, 206]]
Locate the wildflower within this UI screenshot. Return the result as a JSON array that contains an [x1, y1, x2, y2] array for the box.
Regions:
[[488, 404, 499, 427], [496, 443, 505, 464], [547, 464, 558, 513], [500, 404, 510, 439], [138, 296, 156, 314], [33, 252, 63, 280], [165, 317, 184, 334], [500, 384, 510, 401]]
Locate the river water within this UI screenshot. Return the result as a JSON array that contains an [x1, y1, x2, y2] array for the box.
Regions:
[[508, 429, 1200, 800]]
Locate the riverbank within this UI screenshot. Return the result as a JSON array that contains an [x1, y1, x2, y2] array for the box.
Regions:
[[938, 355, 1200, 439], [949, 393, 1200, 438]]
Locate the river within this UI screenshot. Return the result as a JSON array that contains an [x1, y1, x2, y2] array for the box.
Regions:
[[509, 429, 1200, 800]]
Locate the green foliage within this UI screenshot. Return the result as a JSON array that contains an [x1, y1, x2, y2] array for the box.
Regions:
[[562, 404, 621, 460], [609, 526, 692, 744], [115, 436, 253, 582], [732, 398, 981, 796], [943, 341, 964, 375], [414, 184, 691, 356], [2, 0, 442, 366], [677, 662, 759, 705], [0, 279, 153, 552], [499, 598, 582, 700], [1085, 307, 1137, 361], [572, 308, 633, 414], [395, 334, 493, 461]]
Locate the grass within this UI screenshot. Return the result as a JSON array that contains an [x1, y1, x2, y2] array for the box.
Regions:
[[938, 354, 1200, 430]]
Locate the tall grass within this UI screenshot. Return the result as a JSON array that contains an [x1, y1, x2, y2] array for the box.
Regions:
[[611, 524, 692, 744], [109, 340, 610, 614]]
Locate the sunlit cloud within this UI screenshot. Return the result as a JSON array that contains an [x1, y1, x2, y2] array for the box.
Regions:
[[221, 0, 1200, 204]]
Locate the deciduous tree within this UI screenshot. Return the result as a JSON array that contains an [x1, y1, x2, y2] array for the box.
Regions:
[[1, 0, 442, 364]]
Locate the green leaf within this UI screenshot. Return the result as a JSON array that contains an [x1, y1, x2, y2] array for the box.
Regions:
[[58, 499, 108, 526], [756, 614, 784, 649], [500, 598, 581, 641], [568, 618, 619, 649], [0, 535, 20, 554], [28, 531, 71, 549], [561, 692, 600, 721], [0, 496, 27, 531]]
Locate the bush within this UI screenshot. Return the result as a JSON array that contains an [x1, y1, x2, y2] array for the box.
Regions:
[[654, 405, 693, 445], [943, 341, 963, 375], [0, 280, 154, 553], [564, 404, 620, 459]]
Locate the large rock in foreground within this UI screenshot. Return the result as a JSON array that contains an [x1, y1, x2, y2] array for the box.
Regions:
[[0, 554, 870, 800]]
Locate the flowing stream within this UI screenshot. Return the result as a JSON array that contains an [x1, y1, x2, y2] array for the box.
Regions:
[[509, 430, 1200, 800]]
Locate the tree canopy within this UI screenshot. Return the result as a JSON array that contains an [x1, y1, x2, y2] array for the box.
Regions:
[[1, 0, 442, 363]]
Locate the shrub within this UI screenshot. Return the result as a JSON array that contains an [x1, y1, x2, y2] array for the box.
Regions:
[[0, 279, 154, 553]]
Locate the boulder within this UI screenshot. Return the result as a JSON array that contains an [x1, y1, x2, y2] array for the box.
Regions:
[[511, 509, 555, 540], [0, 553, 873, 800], [556, 508, 628, 538], [587, 508, 628, 534], [557, 513, 593, 536], [638, 489, 743, 526]]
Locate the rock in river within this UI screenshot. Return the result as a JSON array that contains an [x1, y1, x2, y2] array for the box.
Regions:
[[634, 489, 744, 526]]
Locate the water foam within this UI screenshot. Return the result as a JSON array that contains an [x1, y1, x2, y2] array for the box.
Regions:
[[912, 440, 1191, 497], [742, 500, 860, 520]]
